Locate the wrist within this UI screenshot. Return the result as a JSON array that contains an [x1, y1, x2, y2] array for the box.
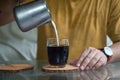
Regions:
[[100, 47, 113, 62]]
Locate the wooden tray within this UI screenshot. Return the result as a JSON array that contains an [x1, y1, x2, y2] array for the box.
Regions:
[[41, 64, 79, 72]]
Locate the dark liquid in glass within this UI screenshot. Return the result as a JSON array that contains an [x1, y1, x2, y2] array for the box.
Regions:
[[47, 45, 69, 66]]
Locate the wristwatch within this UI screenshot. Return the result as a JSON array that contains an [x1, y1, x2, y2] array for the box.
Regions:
[[101, 47, 113, 62]]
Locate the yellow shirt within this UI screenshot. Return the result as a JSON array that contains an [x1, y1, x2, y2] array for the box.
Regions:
[[37, 0, 120, 60]]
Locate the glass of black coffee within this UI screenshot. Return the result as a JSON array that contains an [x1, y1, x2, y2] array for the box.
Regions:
[[47, 38, 69, 68]]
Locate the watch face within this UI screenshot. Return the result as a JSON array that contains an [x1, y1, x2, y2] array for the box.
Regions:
[[104, 47, 113, 56]]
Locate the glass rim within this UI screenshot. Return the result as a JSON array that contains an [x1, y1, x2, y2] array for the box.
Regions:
[[47, 38, 69, 46]]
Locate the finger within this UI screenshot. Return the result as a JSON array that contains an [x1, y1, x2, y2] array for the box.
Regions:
[[69, 59, 78, 66], [87, 53, 101, 70], [92, 54, 107, 70], [93, 57, 106, 69], [80, 48, 97, 70], [77, 47, 91, 67]]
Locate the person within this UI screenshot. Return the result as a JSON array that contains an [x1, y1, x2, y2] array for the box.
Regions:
[[0, 0, 37, 61], [37, 0, 120, 70]]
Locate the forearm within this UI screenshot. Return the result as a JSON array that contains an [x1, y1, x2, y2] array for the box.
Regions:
[[109, 41, 120, 62]]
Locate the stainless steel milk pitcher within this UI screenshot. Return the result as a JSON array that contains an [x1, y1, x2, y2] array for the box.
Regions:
[[13, 0, 51, 32]]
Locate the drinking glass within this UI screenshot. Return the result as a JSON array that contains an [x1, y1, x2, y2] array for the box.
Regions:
[[47, 38, 69, 68]]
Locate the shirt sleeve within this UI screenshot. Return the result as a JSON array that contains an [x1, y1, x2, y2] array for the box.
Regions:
[[107, 0, 120, 42]]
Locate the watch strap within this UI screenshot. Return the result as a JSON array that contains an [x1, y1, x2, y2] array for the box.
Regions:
[[100, 48, 112, 62]]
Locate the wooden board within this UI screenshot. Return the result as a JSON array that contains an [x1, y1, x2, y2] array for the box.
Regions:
[[41, 64, 79, 72]]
